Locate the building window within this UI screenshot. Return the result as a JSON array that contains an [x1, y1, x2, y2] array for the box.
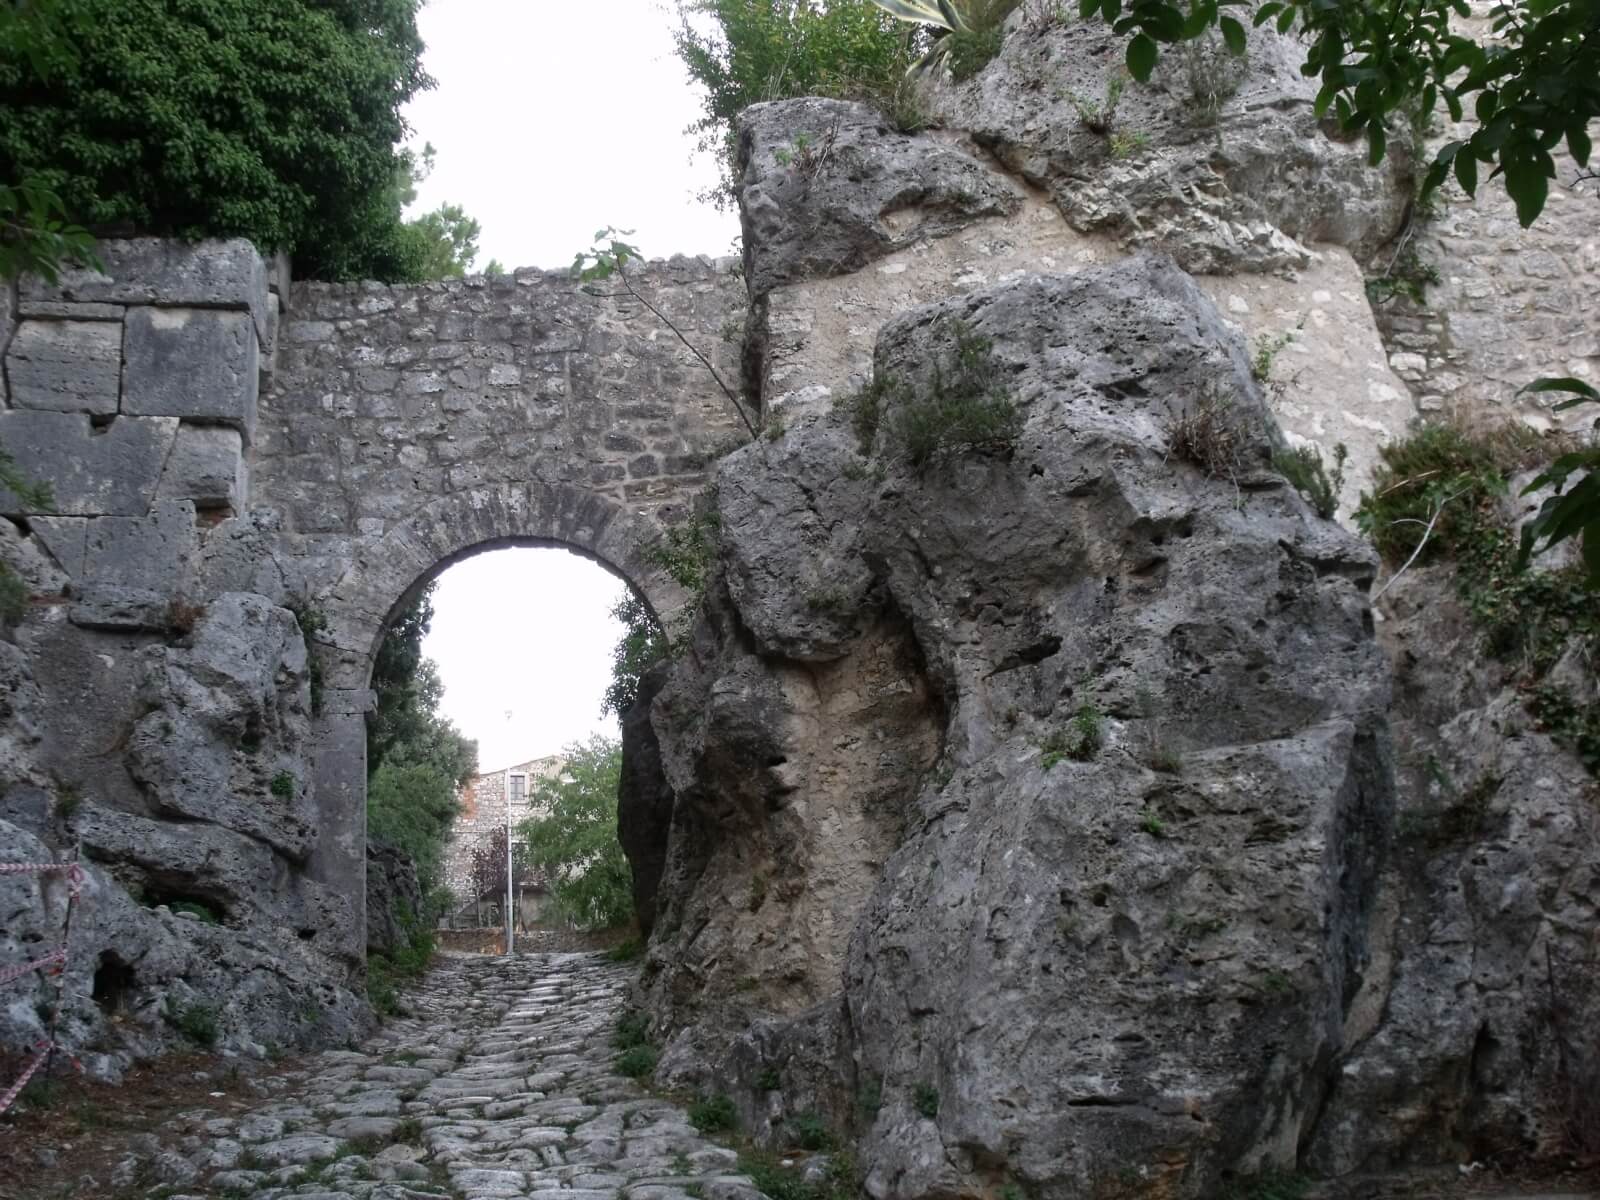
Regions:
[[509, 774, 526, 805]]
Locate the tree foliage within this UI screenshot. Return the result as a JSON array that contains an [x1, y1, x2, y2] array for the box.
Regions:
[[0, 0, 437, 280], [1516, 379, 1600, 584], [1077, 0, 1600, 227], [392, 142, 485, 279], [519, 736, 633, 931], [603, 594, 669, 719], [0, 0, 99, 283], [366, 582, 477, 896], [672, 0, 926, 204]]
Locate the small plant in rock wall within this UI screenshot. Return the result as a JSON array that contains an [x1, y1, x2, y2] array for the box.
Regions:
[[888, 320, 1021, 471]]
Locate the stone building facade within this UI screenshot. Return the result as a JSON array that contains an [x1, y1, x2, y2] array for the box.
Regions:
[[440, 753, 565, 917]]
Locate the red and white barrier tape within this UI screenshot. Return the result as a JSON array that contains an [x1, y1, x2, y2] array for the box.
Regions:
[[0, 947, 66, 987], [0, 861, 84, 894], [0, 858, 86, 1113], [0, 1041, 51, 1116]]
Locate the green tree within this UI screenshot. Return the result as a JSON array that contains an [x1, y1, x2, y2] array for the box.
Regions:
[[366, 582, 477, 900], [1076, 0, 1599, 228], [519, 736, 633, 930], [367, 758, 462, 890], [0, 0, 434, 280], [672, 0, 926, 204], [391, 141, 486, 278], [0, 0, 99, 283], [602, 594, 669, 718]]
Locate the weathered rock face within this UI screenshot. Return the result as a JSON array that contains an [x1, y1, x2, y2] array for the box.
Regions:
[[926, 16, 1412, 275], [1307, 567, 1600, 1173], [629, 256, 1397, 1196], [366, 839, 424, 958], [738, 98, 1024, 299], [127, 593, 316, 862], [0, 600, 367, 1079]]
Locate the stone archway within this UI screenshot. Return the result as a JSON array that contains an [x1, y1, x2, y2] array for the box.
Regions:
[[301, 481, 690, 962]]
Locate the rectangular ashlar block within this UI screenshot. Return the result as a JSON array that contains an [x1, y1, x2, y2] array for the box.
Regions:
[[5, 318, 123, 414], [0, 411, 178, 517], [122, 306, 260, 441]]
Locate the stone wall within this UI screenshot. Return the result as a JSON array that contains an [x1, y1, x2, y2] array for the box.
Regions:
[[0, 241, 749, 1071]]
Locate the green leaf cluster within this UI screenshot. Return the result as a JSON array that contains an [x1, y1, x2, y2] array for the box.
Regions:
[[885, 320, 1021, 470], [1077, 0, 1600, 228], [602, 593, 669, 719], [672, 0, 929, 205], [867, 0, 1021, 79], [519, 735, 634, 930], [1515, 378, 1600, 585], [366, 583, 479, 896], [0, 0, 438, 280]]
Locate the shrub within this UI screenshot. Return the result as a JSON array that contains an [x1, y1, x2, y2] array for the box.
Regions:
[[1167, 386, 1249, 483], [1041, 701, 1103, 768], [602, 593, 669, 718], [605, 937, 644, 963], [871, 0, 1020, 81], [672, 0, 928, 205], [740, 1149, 858, 1200], [0, 0, 434, 281], [688, 1092, 738, 1134], [164, 999, 220, 1047], [1355, 421, 1599, 775], [616, 1044, 659, 1079], [614, 1010, 652, 1050], [790, 1112, 834, 1151], [912, 1082, 939, 1118], [833, 372, 903, 456], [889, 321, 1020, 471], [1273, 442, 1348, 520], [269, 771, 296, 799], [1354, 423, 1513, 564], [367, 922, 434, 1017]]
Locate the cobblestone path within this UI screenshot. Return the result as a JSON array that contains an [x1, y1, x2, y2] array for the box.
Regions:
[[153, 953, 767, 1200]]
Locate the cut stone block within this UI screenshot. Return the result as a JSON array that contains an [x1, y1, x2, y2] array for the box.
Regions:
[[28, 517, 90, 581], [70, 500, 200, 631], [0, 410, 178, 516], [4, 318, 123, 413], [157, 423, 248, 512], [122, 307, 259, 440], [19, 237, 271, 346]]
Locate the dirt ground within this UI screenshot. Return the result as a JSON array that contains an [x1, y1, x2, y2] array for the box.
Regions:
[[0, 1048, 293, 1200]]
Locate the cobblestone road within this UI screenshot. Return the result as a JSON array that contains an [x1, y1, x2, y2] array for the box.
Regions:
[[151, 953, 767, 1200]]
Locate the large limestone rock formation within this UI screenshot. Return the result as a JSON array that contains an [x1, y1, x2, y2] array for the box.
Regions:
[[630, 257, 1398, 1196]]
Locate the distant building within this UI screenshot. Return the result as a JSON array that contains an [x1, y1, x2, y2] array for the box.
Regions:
[[441, 754, 565, 926]]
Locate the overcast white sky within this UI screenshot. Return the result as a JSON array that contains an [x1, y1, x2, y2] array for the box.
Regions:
[[403, 0, 738, 272], [408, 1, 734, 774]]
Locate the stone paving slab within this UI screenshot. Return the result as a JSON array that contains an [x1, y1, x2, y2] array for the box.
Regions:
[[148, 952, 772, 1200]]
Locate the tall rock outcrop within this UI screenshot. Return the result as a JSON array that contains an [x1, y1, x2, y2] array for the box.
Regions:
[[629, 256, 1397, 1196]]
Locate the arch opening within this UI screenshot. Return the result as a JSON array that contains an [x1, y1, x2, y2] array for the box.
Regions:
[[301, 481, 690, 967], [358, 540, 670, 964]]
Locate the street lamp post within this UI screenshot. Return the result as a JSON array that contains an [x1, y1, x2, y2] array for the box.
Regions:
[[503, 764, 514, 957]]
